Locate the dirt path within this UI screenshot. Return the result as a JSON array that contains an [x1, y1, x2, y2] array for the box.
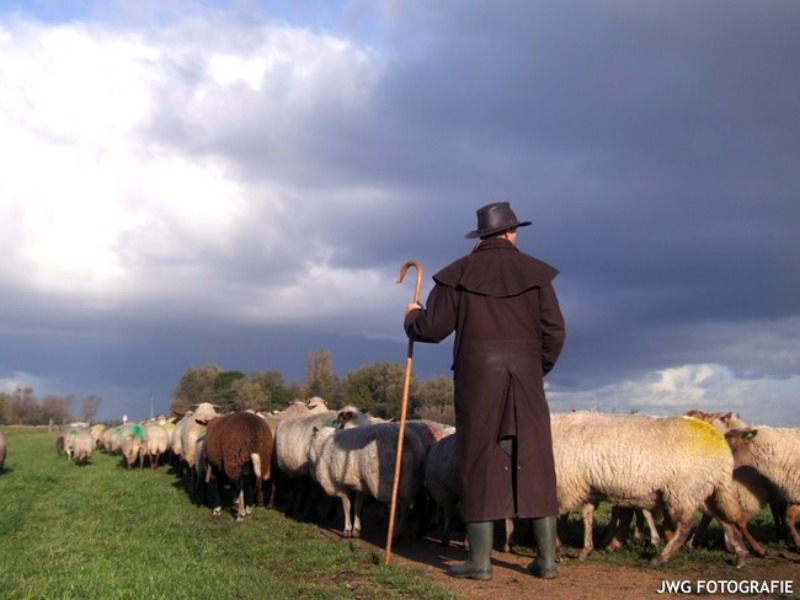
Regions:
[[320, 522, 800, 600]]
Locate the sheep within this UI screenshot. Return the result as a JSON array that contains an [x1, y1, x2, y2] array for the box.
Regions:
[[725, 425, 800, 550], [202, 411, 274, 520], [119, 423, 147, 469], [308, 421, 425, 542], [142, 423, 171, 469], [89, 424, 106, 448], [545, 411, 749, 567], [71, 428, 95, 465], [178, 404, 220, 492], [272, 408, 337, 518], [56, 432, 67, 457], [679, 410, 780, 557], [0, 430, 6, 472], [422, 432, 460, 546], [170, 412, 193, 472]]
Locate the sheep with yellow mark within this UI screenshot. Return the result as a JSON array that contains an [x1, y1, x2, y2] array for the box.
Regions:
[[546, 411, 749, 567]]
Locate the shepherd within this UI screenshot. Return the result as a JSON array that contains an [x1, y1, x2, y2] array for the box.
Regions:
[[404, 202, 566, 580]]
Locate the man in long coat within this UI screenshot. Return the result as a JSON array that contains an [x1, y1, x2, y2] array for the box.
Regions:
[[405, 202, 566, 580]]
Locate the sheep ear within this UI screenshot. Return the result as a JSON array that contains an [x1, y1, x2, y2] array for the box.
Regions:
[[745, 429, 758, 440]]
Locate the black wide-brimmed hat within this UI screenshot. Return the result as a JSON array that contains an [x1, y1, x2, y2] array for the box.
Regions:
[[465, 202, 532, 239]]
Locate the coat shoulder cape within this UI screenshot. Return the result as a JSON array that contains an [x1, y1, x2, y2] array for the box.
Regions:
[[433, 240, 559, 298]]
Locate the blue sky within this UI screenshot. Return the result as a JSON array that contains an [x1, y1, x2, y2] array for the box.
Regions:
[[1, 0, 799, 425]]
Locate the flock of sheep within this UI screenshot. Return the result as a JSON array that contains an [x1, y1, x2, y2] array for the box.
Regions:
[[50, 400, 799, 570]]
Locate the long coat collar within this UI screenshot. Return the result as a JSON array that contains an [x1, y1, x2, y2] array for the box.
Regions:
[[433, 238, 558, 297]]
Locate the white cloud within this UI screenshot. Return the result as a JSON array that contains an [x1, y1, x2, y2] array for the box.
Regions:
[[0, 14, 381, 322], [549, 363, 800, 427]]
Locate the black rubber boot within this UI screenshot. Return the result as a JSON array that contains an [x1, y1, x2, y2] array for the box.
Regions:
[[528, 516, 558, 579], [449, 521, 493, 580]]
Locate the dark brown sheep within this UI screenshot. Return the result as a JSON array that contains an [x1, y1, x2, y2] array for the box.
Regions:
[[202, 411, 274, 521]]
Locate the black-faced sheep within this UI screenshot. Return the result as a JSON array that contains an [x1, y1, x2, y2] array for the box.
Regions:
[[201, 411, 274, 521]]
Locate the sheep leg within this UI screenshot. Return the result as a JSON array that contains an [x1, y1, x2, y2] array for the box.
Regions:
[[718, 520, 749, 568], [736, 519, 767, 558], [785, 504, 800, 549], [503, 517, 515, 553], [770, 499, 788, 543], [579, 502, 597, 560], [652, 519, 693, 566], [441, 503, 453, 547], [235, 482, 247, 521], [604, 506, 633, 552], [643, 509, 661, 549], [338, 491, 354, 537], [352, 492, 365, 538], [689, 514, 712, 549]]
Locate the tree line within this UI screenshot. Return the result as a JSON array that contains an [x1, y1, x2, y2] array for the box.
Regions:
[[0, 348, 455, 427], [169, 348, 455, 425], [0, 387, 102, 425]]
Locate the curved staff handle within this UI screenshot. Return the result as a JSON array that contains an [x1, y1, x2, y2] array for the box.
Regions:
[[385, 260, 423, 566]]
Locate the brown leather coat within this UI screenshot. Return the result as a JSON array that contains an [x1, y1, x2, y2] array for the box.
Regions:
[[405, 238, 566, 521]]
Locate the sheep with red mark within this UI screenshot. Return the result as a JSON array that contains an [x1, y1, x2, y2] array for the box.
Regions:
[[201, 411, 274, 521]]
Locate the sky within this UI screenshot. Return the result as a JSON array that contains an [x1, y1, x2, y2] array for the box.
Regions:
[[1, 0, 798, 426]]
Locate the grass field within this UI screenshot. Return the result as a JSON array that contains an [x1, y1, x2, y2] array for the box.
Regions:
[[0, 426, 458, 600]]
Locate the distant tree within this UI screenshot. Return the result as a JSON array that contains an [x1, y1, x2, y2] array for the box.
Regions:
[[171, 364, 221, 415], [81, 394, 102, 423], [250, 370, 289, 412], [40, 394, 73, 425], [214, 370, 246, 412], [416, 376, 455, 425], [342, 362, 419, 419], [305, 348, 339, 406], [0, 392, 9, 424], [231, 379, 268, 411], [9, 386, 38, 425]]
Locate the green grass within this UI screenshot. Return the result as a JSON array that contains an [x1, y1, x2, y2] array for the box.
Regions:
[[0, 427, 459, 600]]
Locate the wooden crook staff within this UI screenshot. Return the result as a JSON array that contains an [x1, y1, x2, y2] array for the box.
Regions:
[[385, 259, 423, 565]]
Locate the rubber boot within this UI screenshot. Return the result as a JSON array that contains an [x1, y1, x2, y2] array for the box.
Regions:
[[528, 516, 558, 579], [448, 521, 493, 580]]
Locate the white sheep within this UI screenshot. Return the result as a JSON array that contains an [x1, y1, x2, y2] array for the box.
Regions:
[[272, 409, 337, 517], [142, 423, 171, 469], [308, 421, 425, 542], [119, 423, 147, 469], [71, 428, 95, 465], [179, 404, 220, 489], [546, 411, 749, 567], [725, 425, 800, 549]]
